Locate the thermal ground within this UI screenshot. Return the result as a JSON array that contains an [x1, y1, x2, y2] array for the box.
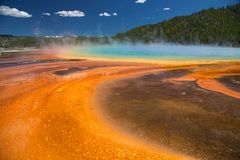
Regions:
[[0, 45, 240, 160]]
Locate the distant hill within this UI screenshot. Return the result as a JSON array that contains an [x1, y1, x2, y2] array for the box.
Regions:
[[0, 34, 14, 38], [114, 3, 240, 47], [0, 36, 111, 48], [0, 36, 40, 48], [1, 4, 239, 49]]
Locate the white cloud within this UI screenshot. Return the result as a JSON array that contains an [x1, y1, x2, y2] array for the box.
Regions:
[[0, 5, 32, 18], [163, 7, 170, 11], [42, 12, 51, 16], [55, 10, 85, 17], [135, 0, 147, 4], [99, 12, 111, 17], [113, 12, 118, 16]]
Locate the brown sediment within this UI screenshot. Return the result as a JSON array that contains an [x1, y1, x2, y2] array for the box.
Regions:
[[0, 51, 239, 160], [96, 68, 240, 160], [168, 62, 240, 99], [197, 79, 240, 100], [0, 52, 194, 160], [217, 75, 240, 92]]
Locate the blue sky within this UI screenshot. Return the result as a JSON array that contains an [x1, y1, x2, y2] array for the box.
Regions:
[[0, 0, 239, 36]]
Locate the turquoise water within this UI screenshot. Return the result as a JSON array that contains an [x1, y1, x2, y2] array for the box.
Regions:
[[73, 44, 240, 61]]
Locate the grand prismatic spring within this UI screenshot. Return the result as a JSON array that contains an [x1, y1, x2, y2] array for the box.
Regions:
[[0, 44, 240, 160], [1, 1, 240, 160], [64, 44, 240, 61]]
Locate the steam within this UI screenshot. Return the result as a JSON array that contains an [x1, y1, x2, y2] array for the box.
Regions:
[[40, 39, 240, 61]]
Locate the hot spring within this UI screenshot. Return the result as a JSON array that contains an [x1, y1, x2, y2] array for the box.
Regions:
[[65, 43, 240, 61]]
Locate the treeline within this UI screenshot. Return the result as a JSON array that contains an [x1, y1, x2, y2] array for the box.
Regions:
[[0, 36, 111, 48], [1, 4, 239, 48], [114, 3, 240, 47]]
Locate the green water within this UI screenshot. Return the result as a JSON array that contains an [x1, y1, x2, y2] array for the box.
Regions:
[[73, 44, 240, 61]]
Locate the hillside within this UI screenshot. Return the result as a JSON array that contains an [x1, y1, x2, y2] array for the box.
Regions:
[[114, 3, 240, 47], [0, 36, 111, 49]]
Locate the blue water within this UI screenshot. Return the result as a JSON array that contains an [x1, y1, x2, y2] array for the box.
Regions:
[[73, 44, 240, 61]]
